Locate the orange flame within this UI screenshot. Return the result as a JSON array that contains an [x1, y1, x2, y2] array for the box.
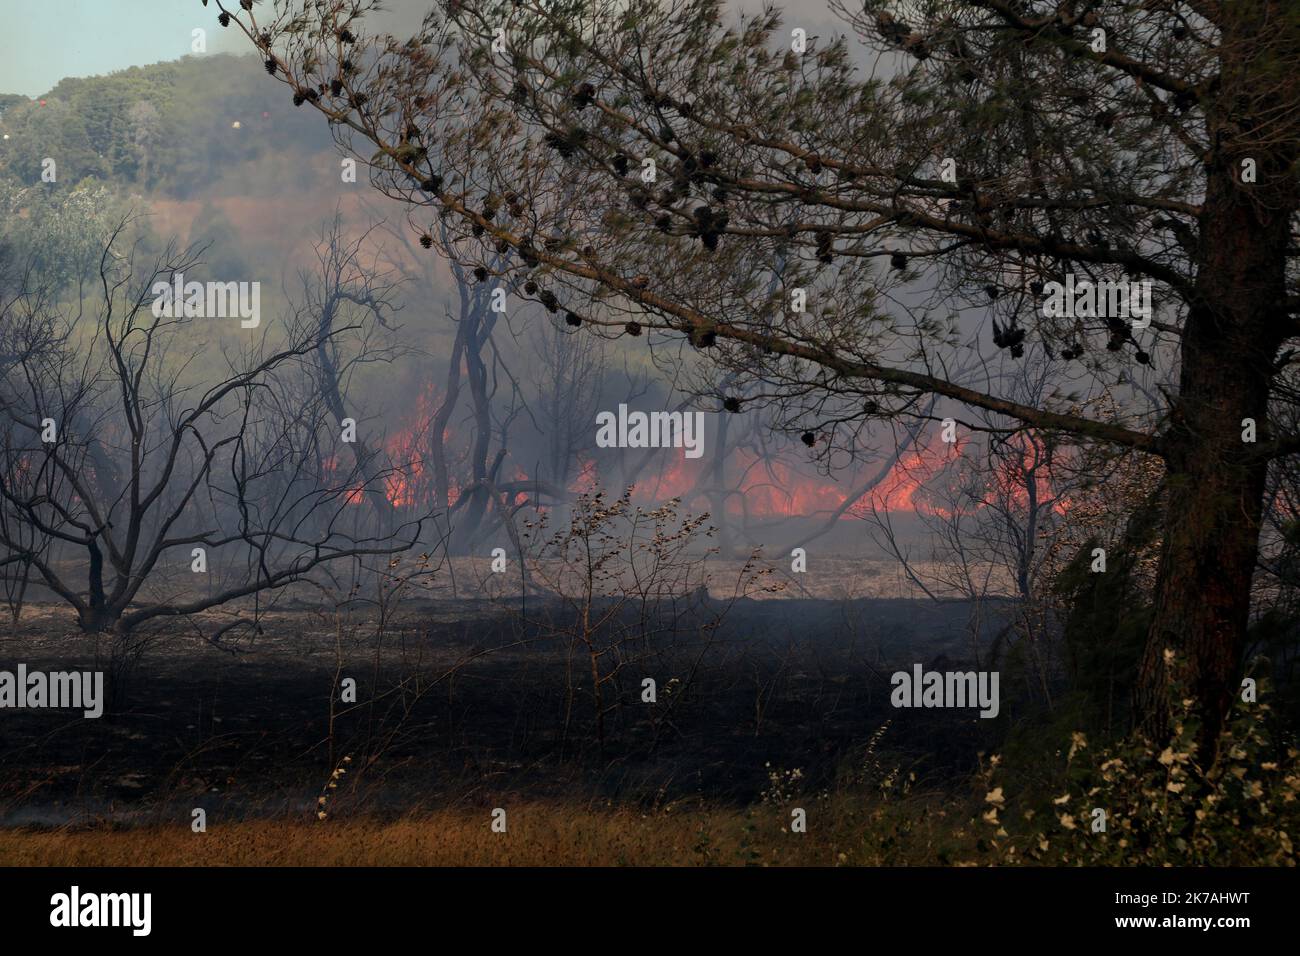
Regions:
[[337, 385, 1070, 523]]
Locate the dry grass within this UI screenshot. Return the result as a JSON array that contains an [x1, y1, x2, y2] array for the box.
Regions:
[[0, 796, 986, 866]]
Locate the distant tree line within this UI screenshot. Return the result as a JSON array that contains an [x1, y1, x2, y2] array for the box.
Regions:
[[0, 54, 330, 196]]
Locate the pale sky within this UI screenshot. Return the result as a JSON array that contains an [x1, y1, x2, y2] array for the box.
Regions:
[[0, 0, 428, 97], [0, 0, 848, 99], [0, 0, 246, 97]]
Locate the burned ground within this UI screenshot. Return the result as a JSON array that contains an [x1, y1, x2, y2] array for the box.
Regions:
[[0, 591, 1015, 828]]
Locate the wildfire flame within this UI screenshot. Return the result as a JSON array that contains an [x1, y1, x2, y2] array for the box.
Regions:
[[343, 385, 1068, 521]]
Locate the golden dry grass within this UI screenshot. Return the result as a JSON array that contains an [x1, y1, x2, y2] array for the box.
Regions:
[[0, 796, 984, 866]]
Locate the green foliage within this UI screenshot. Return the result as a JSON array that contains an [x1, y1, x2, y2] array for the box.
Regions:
[[1053, 490, 1163, 734], [1057, 552, 1151, 734], [0, 55, 330, 196], [0, 93, 30, 116], [0, 98, 106, 185], [984, 669, 1300, 866], [0, 178, 129, 290]]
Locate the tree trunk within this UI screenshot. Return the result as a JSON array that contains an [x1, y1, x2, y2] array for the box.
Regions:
[[317, 300, 395, 528], [78, 536, 117, 633], [430, 320, 466, 510], [451, 304, 496, 551], [1136, 149, 1290, 753]]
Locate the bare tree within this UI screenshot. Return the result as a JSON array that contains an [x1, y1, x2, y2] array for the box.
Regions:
[[295, 214, 407, 529], [0, 223, 425, 639], [530, 316, 604, 495], [0, 247, 66, 625], [378, 212, 562, 553]]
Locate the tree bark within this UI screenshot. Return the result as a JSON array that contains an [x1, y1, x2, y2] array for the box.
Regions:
[[1137, 150, 1291, 753], [317, 298, 395, 528], [78, 535, 114, 633]]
